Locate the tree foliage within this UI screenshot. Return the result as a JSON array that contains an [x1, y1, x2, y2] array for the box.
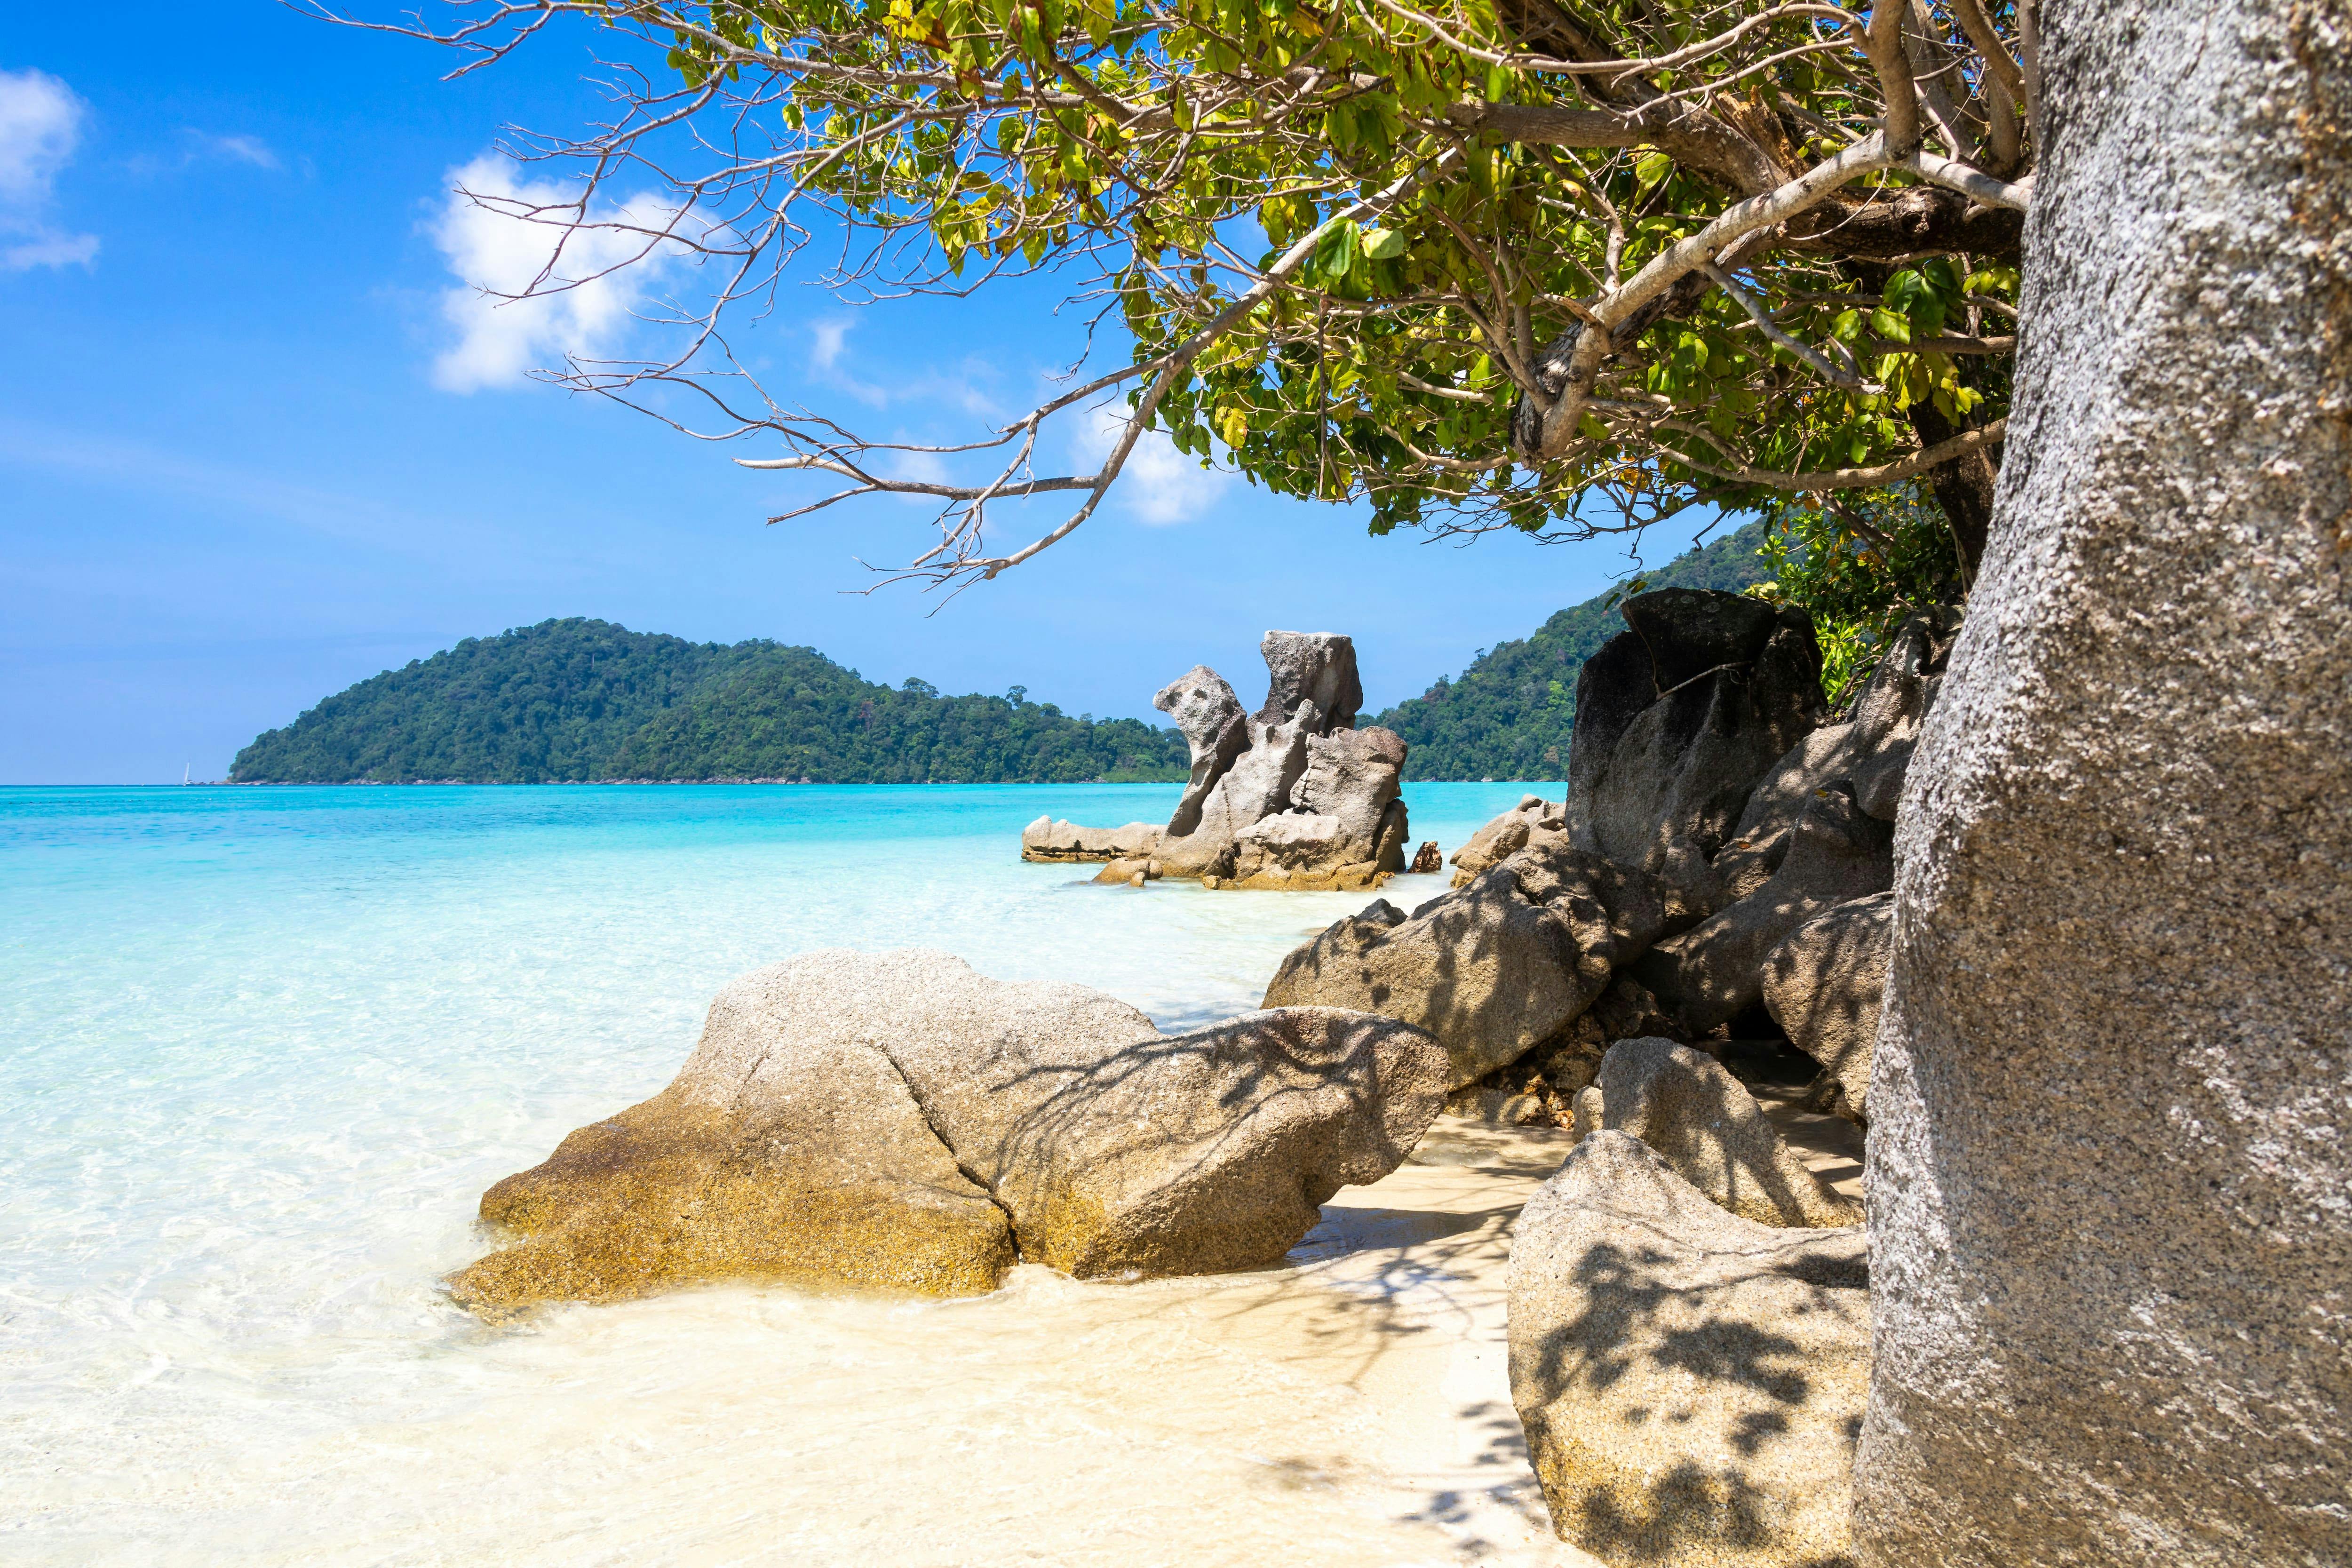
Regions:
[[230, 619, 1189, 783], [342, 0, 2032, 584], [1743, 481, 1963, 705]]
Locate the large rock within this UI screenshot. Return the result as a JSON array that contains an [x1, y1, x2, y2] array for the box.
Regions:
[[1761, 893, 1891, 1123], [1716, 609, 1961, 893], [1632, 783, 1893, 1035], [1567, 1037, 1859, 1228], [452, 950, 1447, 1311], [1255, 629, 1362, 730], [1152, 665, 1247, 837], [1510, 1130, 1869, 1567], [1262, 838, 1678, 1086], [1225, 725, 1413, 889], [882, 992, 1448, 1278], [1291, 724, 1407, 856], [1448, 793, 1564, 885], [1022, 817, 1164, 862], [1566, 590, 1824, 873], [1852, 5, 2352, 1561]]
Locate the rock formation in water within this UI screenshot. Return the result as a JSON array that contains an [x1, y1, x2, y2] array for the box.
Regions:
[[1509, 1130, 1868, 1568], [1022, 632, 1412, 891], [1849, 1, 2352, 1560], [1019, 818, 1165, 863], [451, 949, 1446, 1312]]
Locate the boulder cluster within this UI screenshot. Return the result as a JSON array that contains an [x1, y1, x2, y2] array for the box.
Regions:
[[1268, 588, 1955, 1128], [1019, 630, 1412, 891], [1265, 585, 1956, 1565]]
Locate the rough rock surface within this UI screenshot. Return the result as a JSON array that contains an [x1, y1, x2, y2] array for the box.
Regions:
[[1448, 794, 1563, 885], [1292, 725, 1407, 856], [1262, 838, 1677, 1086], [1022, 817, 1164, 863], [1717, 609, 1960, 883], [1255, 629, 1364, 730], [1221, 726, 1413, 890], [1851, 4, 2352, 1561], [1510, 1130, 1869, 1567], [1153, 666, 1248, 837], [1566, 1038, 1859, 1228], [453, 950, 1447, 1311], [1633, 783, 1892, 1035], [1761, 893, 1890, 1123], [1566, 590, 1824, 873]]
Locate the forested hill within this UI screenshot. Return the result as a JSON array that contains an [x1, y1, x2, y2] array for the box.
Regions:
[[1374, 522, 1771, 782], [230, 619, 1190, 784]]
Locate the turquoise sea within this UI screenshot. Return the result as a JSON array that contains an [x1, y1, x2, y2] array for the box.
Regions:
[[0, 782, 1565, 1567]]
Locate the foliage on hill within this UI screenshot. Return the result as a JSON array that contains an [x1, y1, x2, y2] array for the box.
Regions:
[[1373, 523, 1773, 783], [603, 644, 1186, 784], [230, 619, 1189, 784]]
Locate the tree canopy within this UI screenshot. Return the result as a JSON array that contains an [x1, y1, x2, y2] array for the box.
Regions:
[[343, 0, 2029, 585], [230, 619, 1190, 782]]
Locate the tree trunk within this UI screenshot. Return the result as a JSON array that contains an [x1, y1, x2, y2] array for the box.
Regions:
[[1904, 399, 1997, 579], [1851, 0, 2352, 1562]]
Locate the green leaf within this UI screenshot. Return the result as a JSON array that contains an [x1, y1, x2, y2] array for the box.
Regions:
[[1869, 307, 1912, 344], [1362, 226, 1407, 261]]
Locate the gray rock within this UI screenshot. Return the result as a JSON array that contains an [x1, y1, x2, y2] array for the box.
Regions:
[[1156, 700, 1321, 878], [1255, 630, 1363, 730], [1567, 592, 1824, 872], [1574, 1037, 1859, 1227], [1447, 793, 1563, 885], [453, 951, 1446, 1309], [1510, 1130, 1869, 1567], [1851, 5, 2352, 1561], [1633, 784, 1892, 1035], [885, 989, 1448, 1279], [1723, 610, 1962, 864], [1761, 893, 1891, 1124], [1021, 816, 1165, 862], [1152, 665, 1248, 837], [1263, 838, 1677, 1086], [1290, 724, 1408, 861], [1621, 586, 1784, 687]]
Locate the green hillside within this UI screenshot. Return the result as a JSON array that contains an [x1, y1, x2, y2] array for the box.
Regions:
[[230, 619, 1189, 784], [1374, 522, 1771, 781]]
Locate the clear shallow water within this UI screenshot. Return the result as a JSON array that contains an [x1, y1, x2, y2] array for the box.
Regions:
[[0, 782, 1567, 1567]]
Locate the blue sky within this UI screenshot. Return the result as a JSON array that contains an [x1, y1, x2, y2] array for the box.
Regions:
[[0, 5, 1735, 783]]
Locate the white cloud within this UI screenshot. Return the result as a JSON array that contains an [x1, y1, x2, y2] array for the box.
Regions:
[[427, 155, 687, 393], [810, 318, 853, 373], [0, 68, 99, 272], [1076, 401, 1231, 525], [199, 133, 281, 170]]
